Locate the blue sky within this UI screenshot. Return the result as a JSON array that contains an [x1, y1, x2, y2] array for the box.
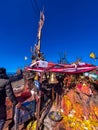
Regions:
[[0, 0, 98, 72]]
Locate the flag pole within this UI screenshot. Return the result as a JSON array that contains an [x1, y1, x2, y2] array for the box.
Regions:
[[36, 11, 45, 56], [35, 11, 45, 130]]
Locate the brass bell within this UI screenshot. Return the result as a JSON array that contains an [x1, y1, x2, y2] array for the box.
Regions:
[[42, 74, 46, 80], [34, 72, 39, 80], [49, 73, 58, 84]]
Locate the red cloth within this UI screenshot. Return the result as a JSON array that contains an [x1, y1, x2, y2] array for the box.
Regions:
[[20, 91, 31, 99], [77, 83, 82, 90]]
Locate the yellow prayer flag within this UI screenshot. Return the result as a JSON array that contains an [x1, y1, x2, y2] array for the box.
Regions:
[[89, 52, 96, 59]]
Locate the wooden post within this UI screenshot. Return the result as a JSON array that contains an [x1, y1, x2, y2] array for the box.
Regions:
[[52, 86, 54, 102], [56, 92, 59, 108], [36, 72, 43, 130], [36, 91, 41, 130]]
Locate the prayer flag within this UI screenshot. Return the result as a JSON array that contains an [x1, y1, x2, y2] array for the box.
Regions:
[[89, 52, 96, 59], [24, 56, 28, 60]]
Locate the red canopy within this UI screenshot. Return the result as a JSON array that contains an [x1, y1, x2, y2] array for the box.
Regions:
[[25, 61, 98, 74]]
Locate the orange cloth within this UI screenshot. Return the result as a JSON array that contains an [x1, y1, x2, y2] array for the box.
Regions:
[[81, 83, 91, 96]]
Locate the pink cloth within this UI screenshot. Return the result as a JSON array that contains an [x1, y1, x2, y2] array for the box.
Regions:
[[77, 83, 82, 90]]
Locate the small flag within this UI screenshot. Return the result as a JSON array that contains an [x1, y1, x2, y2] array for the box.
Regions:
[[89, 52, 96, 59], [24, 56, 28, 60]]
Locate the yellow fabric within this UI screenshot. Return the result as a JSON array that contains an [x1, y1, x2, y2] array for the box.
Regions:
[[27, 120, 37, 130], [90, 52, 96, 59]]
